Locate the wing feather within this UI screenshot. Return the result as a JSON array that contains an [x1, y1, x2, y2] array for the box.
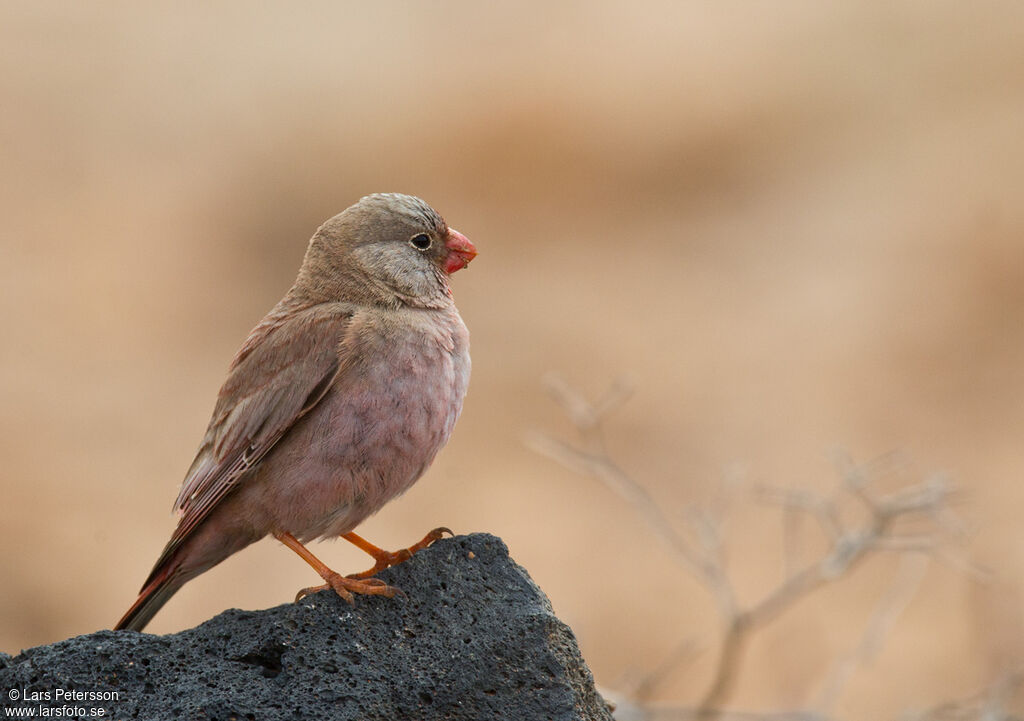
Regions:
[[143, 302, 352, 585]]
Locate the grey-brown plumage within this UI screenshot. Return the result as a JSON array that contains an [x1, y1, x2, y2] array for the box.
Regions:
[[115, 194, 476, 632]]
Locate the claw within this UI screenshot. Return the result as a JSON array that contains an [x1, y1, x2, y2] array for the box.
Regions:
[[276, 531, 402, 606], [276, 528, 445, 607], [295, 582, 345, 604], [343, 526, 453, 579], [295, 571, 398, 604]]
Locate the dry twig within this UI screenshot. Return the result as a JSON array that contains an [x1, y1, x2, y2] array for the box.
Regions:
[[900, 668, 1024, 721], [529, 375, 982, 721]]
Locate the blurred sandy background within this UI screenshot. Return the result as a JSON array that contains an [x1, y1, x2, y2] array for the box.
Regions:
[[2, 2, 1024, 717]]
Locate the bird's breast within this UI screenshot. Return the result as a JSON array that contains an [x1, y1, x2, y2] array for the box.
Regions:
[[263, 305, 470, 540]]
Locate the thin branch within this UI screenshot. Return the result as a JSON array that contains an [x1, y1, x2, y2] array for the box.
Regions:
[[527, 431, 716, 582], [903, 666, 1024, 721], [532, 377, 981, 721], [812, 554, 930, 714], [753, 485, 845, 543], [527, 375, 738, 614]]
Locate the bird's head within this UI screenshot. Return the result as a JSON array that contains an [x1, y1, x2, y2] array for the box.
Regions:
[[298, 193, 477, 307]]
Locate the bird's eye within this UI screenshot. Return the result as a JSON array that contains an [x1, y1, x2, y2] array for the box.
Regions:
[[409, 234, 432, 251]]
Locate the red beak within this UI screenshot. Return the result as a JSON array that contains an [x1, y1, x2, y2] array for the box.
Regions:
[[443, 229, 477, 274]]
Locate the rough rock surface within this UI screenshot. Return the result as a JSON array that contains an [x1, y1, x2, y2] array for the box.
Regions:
[[0, 533, 612, 721]]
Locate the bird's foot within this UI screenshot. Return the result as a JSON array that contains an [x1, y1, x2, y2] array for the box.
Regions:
[[275, 530, 404, 605], [295, 572, 400, 604], [344, 527, 453, 579]]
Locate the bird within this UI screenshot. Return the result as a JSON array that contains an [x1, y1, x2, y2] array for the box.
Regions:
[[114, 193, 476, 632]]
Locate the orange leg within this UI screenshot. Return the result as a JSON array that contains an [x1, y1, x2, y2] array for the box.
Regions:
[[274, 531, 399, 603], [342, 527, 452, 579]]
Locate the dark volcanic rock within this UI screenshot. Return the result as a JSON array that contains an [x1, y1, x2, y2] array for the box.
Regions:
[[0, 533, 612, 721]]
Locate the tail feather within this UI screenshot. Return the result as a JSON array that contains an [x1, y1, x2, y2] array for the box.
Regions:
[[114, 563, 187, 632]]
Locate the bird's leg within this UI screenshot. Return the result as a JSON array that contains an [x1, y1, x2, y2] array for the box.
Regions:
[[274, 531, 399, 603], [343, 527, 453, 579]]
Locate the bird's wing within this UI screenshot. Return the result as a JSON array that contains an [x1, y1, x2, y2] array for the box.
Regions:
[[145, 302, 353, 583]]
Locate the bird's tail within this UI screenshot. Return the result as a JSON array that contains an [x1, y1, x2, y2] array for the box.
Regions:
[[114, 560, 188, 632]]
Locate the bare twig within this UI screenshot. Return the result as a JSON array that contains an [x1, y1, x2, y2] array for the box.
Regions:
[[901, 667, 1024, 721], [531, 377, 981, 721], [812, 554, 930, 714], [527, 374, 739, 615]]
